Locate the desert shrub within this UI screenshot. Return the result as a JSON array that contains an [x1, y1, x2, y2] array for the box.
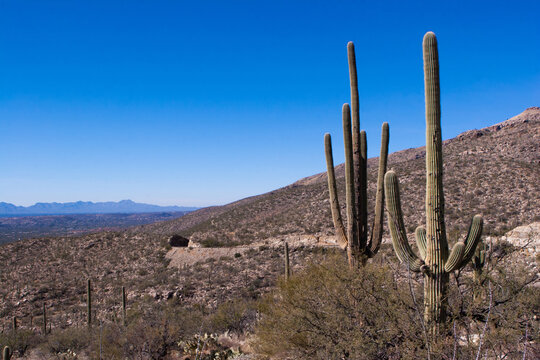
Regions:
[[211, 299, 257, 334], [253, 255, 425, 359], [447, 251, 540, 359], [122, 301, 211, 359], [200, 237, 222, 248], [253, 252, 540, 359], [0, 329, 38, 357], [42, 327, 92, 356]]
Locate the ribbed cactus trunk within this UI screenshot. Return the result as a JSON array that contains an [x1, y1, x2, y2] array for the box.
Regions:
[[423, 31, 449, 329]]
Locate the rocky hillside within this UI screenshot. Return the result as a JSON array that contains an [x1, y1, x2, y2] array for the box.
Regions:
[[138, 107, 540, 245], [0, 107, 538, 341]]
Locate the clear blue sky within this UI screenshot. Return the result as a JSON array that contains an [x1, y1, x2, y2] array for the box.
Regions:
[[1, 1, 538, 207]]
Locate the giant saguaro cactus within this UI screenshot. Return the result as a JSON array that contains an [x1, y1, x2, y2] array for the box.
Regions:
[[384, 32, 483, 332], [325, 42, 389, 267]]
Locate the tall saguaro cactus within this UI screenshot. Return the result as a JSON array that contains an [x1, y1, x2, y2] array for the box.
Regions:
[[325, 41, 389, 267], [384, 32, 483, 332]]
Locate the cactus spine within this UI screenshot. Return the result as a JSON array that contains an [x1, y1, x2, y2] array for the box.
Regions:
[[87, 279, 92, 327], [284, 242, 291, 280], [2, 346, 11, 360], [122, 286, 127, 326], [384, 32, 483, 333], [324, 41, 389, 267]]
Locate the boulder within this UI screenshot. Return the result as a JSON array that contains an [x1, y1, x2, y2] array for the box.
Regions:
[[168, 234, 190, 247]]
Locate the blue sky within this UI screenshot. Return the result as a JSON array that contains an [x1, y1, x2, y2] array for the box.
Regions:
[[0, 1, 538, 206]]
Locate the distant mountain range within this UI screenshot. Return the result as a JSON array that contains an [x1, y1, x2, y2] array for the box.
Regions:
[[0, 200, 198, 216]]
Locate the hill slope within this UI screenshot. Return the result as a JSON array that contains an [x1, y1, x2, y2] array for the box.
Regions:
[[0, 107, 538, 335], [138, 107, 540, 244]]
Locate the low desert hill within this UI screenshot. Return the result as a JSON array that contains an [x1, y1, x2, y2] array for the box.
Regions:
[[137, 107, 540, 245]]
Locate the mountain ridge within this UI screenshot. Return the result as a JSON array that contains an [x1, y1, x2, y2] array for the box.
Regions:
[[0, 199, 198, 215]]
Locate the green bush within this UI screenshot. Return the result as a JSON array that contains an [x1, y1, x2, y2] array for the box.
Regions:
[[211, 299, 257, 334], [0, 329, 37, 357], [253, 256, 425, 359], [253, 253, 540, 359], [42, 327, 92, 356]]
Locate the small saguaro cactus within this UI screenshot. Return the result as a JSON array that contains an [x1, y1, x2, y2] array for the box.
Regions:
[[42, 303, 47, 335], [87, 279, 92, 327], [122, 286, 127, 326], [472, 241, 487, 279], [384, 31, 483, 333], [325, 41, 389, 267], [284, 242, 291, 280], [472, 241, 487, 299], [2, 346, 11, 360]]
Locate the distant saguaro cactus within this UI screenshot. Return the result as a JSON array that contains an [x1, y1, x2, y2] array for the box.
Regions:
[[87, 279, 92, 327], [384, 32, 483, 333], [42, 303, 47, 335], [12, 317, 16, 332], [122, 286, 127, 326], [325, 41, 389, 267], [284, 242, 291, 280]]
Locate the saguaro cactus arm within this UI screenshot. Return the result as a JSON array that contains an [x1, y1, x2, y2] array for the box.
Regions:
[[444, 242, 465, 272], [458, 215, 484, 268], [415, 226, 427, 260], [324, 133, 348, 250], [368, 122, 389, 255], [348, 42, 363, 245], [343, 103, 358, 256], [384, 171, 424, 272]]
